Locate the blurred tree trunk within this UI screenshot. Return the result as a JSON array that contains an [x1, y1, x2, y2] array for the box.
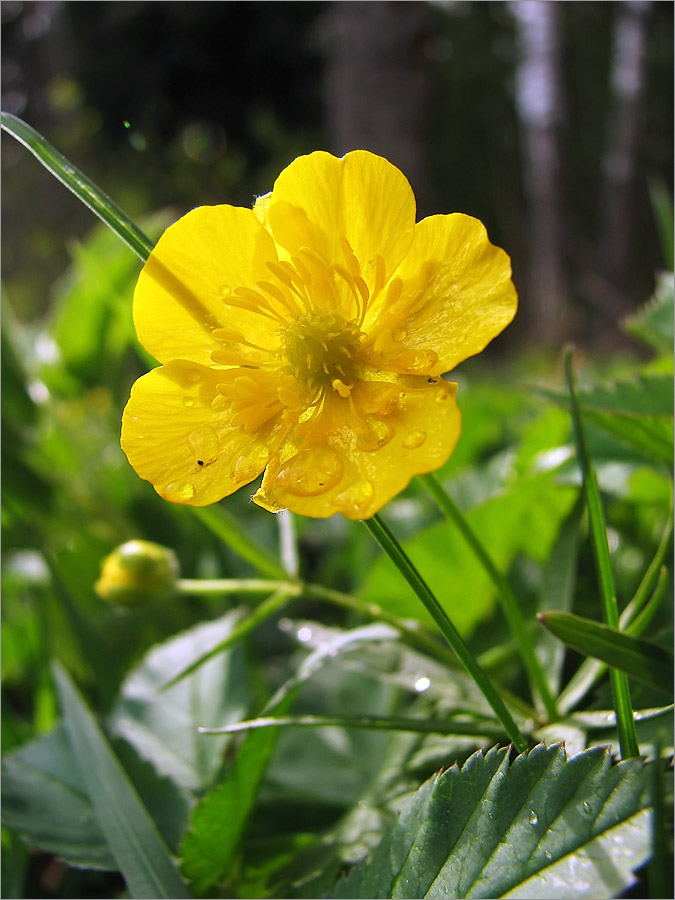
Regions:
[[599, 0, 652, 311], [511, 0, 569, 345], [319, 1, 432, 213]]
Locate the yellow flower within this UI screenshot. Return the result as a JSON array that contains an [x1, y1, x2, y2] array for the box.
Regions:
[[121, 150, 517, 520]]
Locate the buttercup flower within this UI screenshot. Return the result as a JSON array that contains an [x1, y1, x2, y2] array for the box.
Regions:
[[121, 151, 517, 519]]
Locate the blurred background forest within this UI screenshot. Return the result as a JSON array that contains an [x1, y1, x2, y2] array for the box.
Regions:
[[3, 0, 673, 347]]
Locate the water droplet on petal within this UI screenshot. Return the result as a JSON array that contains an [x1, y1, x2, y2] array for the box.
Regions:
[[276, 447, 343, 497], [188, 426, 219, 465], [529, 810, 538, 826], [334, 480, 374, 515], [414, 676, 431, 692], [297, 626, 312, 642], [164, 481, 196, 501], [184, 368, 203, 385], [392, 327, 407, 342], [403, 430, 426, 449], [182, 397, 195, 407], [231, 446, 269, 485], [435, 388, 449, 404], [582, 801, 592, 816], [357, 420, 395, 452]]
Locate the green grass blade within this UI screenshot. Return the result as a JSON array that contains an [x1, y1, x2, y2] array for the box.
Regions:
[[52, 663, 188, 899], [1, 113, 153, 262], [161, 586, 298, 690], [538, 611, 673, 697], [190, 505, 287, 580], [198, 713, 506, 740], [421, 472, 558, 719], [558, 565, 670, 713], [564, 348, 639, 758], [363, 514, 527, 752]]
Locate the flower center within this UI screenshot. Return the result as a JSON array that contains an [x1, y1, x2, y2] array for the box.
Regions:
[[281, 312, 363, 397]]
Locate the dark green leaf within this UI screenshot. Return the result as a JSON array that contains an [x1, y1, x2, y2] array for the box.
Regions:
[[330, 744, 653, 899], [538, 611, 673, 697], [1, 723, 115, 870], [53, 663, 188, 899], [110, 610, 251, 793]]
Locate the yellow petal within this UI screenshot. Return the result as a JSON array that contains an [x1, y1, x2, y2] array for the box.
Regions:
[[121, 360, 286, 506], [367, 214, 517, 375], [267, 151, 343, 262], [339, 150, 416, 297], [267, 150, 416, 305], [133, 205, 284, 366], [253, 377, 461, 519]]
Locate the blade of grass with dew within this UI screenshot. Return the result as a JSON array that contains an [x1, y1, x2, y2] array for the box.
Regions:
[[1, 113, 153, 263], [198, 713, 506, 741], [564, 348, 639, 758], [52, 663, 188, 899], [363, 514, 528, 752], [538, 611, 673, 697], [420, 472, 558, 720]]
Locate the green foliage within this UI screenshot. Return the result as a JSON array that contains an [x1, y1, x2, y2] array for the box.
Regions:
[[329, 744, 654, 899], [2, 166, 673, 896]]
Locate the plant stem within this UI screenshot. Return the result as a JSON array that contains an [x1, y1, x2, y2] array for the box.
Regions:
[[363, 514, 528, 752], [564, 348, 639, 758], [1, 113, 153, 263], [198, 713, 506, 740], [162, 586, 299, 689], [420, 472, 559, 720]]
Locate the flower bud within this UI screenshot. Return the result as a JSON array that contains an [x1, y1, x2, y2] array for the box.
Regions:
[[95, 540, 179, 606]]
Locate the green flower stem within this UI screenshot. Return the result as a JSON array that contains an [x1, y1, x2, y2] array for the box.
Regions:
[[177, 578, 290, 595], [198, 713, 507, 740], [363, 514, 528, 752], [177, 576, 536, 720], [564, 348, 639, 759], [1, 113, 153, 263], [420, 472, 559, 721], [162, 586, 300, 689]]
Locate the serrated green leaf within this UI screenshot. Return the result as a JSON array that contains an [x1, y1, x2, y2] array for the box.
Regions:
[[110, 610, 251, 793], [624, 270, 674, 354], [329, 744, 653, 899], [53, 663, 188, 899], [538, 611, 673, 697], [361, 475, 576, 636]]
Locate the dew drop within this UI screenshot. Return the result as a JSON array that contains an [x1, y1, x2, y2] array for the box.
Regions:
[[392, 327, 407, 342], [297, 626, 312, 642], [188, 426, 219, 465], [231, 446, 269, 485], [184, 367, 203, 385], [357, 420, 395, 452], [182, 397, 196, 408], [528, 810, 538, 826], [414, 676, 431, 692], [334, 480, 375, 515], [403, 430, 426, 449], [276, 447, 343, 496], [164, 481, 196, 501], [435, 388, 449, 404], [582, 801, 592, 816]]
